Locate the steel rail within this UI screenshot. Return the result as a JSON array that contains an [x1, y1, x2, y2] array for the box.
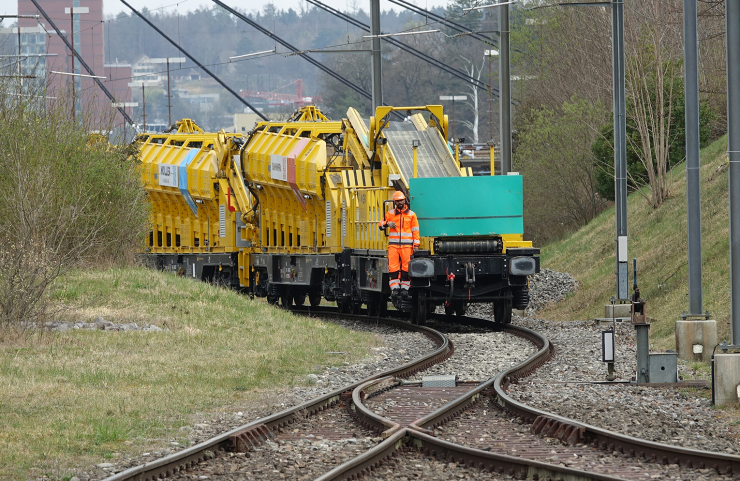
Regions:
[[493, 372, 740, 475], [409, 324, 551, 431], [315, 428, 628, 481], [100, 311, 451, 481]]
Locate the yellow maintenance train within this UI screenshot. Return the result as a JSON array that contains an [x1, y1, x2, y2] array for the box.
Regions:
[[137, 105, 539, 325]]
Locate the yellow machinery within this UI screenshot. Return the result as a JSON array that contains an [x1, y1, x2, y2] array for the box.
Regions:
[[139, 105, 538, 324]]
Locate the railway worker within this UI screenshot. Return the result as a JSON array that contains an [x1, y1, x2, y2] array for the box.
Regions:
[[378, 191, 420, 299]]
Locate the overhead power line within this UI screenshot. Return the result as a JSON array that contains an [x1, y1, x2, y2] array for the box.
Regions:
[[304, 0, 497, 96], [28, 0, 136, 126], [211, 0, 407, 119], [120, 0, 268, 121], [387, 0, 499, 47]]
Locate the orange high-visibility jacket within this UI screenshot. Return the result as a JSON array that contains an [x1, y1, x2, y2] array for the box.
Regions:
[[378, 207, 420, 247]]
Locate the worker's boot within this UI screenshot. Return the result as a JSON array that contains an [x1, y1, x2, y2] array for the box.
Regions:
[[400, 288, 409, 299], [391, 288, 400, 299]]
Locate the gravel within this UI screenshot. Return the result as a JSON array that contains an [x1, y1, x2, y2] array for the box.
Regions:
[[366, 450, 514, 480], [525, 268, 579, 315], [507, 316, 740, 455], [438, 398, 734, 481], [25, 317, 167, 332], [407, 321, 537, 381]]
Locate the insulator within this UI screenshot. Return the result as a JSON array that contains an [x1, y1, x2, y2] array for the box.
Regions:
[[433, 239, 501, 254]]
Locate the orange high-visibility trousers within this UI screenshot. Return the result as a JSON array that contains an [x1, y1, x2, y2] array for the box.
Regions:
[[388, 245, 413, 290]]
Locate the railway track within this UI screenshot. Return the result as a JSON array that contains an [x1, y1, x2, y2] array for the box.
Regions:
[[101, 309, 740, 481]]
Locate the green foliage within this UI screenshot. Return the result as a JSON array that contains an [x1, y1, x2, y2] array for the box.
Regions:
[[592, 59, 716, 201], [515, 95, 610, 244], [0, 95, 149, 333]]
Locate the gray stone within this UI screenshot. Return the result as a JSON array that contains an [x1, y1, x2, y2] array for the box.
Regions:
[[96, 463, 114, 468]]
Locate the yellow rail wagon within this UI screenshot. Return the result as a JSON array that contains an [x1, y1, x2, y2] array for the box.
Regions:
[[138, 105, 539, 325]]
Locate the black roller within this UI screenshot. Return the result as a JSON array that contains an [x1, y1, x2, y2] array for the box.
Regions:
[[433, 239, 502, 254]]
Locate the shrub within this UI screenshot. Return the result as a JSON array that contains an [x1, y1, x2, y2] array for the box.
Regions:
[[0, 91, 149, 336]]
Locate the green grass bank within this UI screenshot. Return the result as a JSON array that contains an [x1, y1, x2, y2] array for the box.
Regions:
[[538, 136, 732, 348], [0, 267, 380, 480]]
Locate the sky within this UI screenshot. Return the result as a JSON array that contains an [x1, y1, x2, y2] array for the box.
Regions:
[[0, 0, 451, 19]]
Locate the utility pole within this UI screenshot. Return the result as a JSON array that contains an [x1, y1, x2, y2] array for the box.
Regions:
[[499, 2, 511, 174], [439, 95, 467, 143], [142, 83, 147, 132], [485, 49, 497, 143], [167, 58, 172, 126], [370, 0, 382, 111], [65, 6, 89, 124]]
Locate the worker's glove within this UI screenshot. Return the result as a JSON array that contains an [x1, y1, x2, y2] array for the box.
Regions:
[[387, 221, 397, 229]]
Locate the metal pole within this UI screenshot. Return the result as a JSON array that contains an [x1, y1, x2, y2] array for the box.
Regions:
[[489, 51, 493, 142], [167, 58, 172, 126], [370, 0, 383, 111], [28, 0, 135, 126], [499, 2, 511, 174], [70, 8, 75, 124], [17, 25, 21, 88], [635, 323, 650, 383], [684, 0, 703, 316], [726, 0, 740, 345], [612, 0, 628, 300], [452, 98, 455, 142], [142, 83, 146, 132]]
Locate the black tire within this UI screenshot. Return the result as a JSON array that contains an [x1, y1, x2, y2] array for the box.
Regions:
[[493, 301, 513, 325], [309, 291, 321, 307]]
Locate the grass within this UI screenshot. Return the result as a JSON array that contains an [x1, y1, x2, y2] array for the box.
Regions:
[[0, 267, 380, 480], [538, 136, 740, 429], [539, 135, 732, 348]]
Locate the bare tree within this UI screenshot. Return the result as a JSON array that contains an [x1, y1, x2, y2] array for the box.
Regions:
[[624, 0, 683, 208]]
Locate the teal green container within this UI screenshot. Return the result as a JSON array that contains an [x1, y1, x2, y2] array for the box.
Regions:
[[409, 175, 524, 237]]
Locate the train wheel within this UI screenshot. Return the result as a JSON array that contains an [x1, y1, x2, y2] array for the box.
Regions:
[[413, 292, 428, 326], [337, 298, 351, 314], [281, 288, 292, 309], [454, 301, 466, 316], [267, 296, 279, 306], [493, 301, 512, 325], [309, 291, 322, 307], [378, 296, 389, 317], [293, 292, 306, 307], [350, 299, 363, 315], [444, 303, 454, 316], [367, 294, 381, 317]]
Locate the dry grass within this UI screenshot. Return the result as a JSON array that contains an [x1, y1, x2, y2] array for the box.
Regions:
[[0, 267, 380, 480], [539, 135, 731, 345]]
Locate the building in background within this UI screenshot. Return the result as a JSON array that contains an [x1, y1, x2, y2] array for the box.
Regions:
[[8, 0, 133, 131]]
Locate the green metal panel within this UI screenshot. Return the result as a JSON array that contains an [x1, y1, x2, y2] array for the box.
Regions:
[[409, 176, 524, 237]]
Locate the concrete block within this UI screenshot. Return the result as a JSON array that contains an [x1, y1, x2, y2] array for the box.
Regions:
[[604, 303, 632, 319], [713, 353, 740, 406], [648, 353, 678, 383], [675, 320, 717, 363]]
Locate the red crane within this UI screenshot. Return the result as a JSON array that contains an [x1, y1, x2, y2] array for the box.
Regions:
[[240, 79, 322, 109]]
